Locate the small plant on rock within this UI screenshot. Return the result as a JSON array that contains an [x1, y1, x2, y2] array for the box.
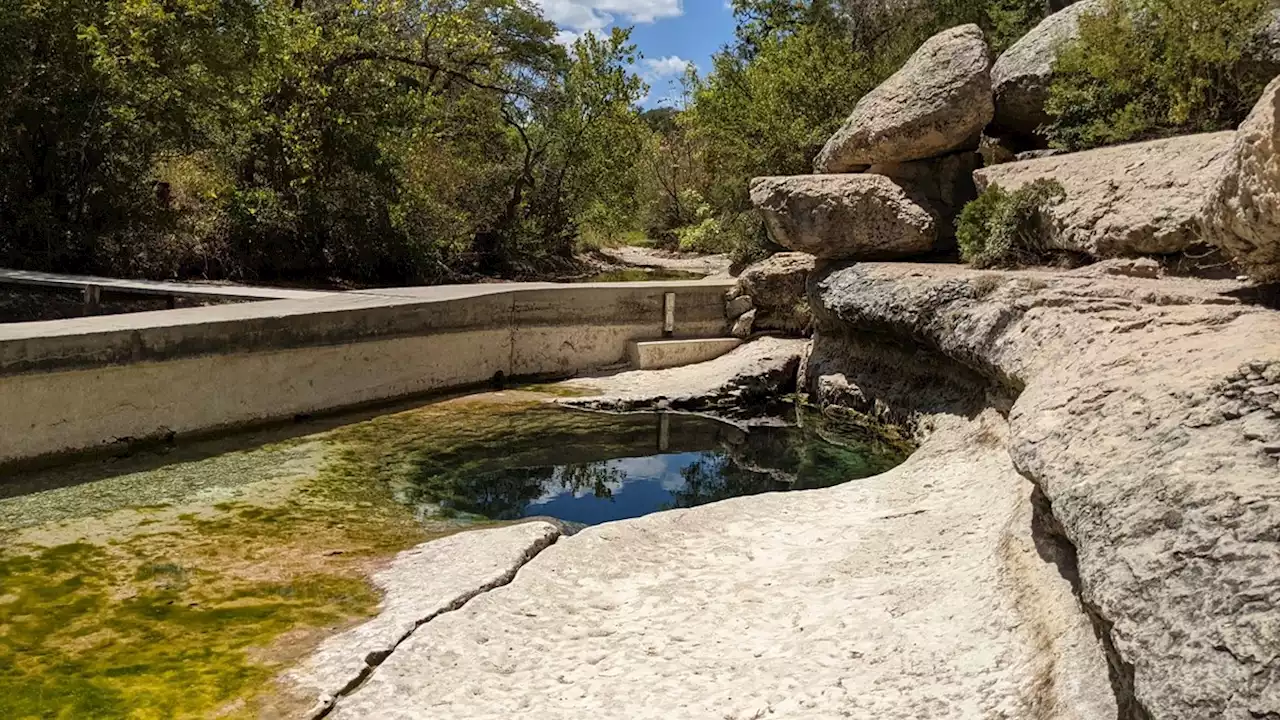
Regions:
[[956, 179, 1066, 268]]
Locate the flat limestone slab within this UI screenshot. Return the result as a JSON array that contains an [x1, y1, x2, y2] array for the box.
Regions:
[[282, 521, 561, 715], [566, 336, 807, 410], [627, 338, 741, 370], [973, 131, 1235, 256], [331, 414, 1116, 719]]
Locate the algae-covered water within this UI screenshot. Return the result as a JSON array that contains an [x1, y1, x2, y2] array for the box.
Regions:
[[0, 392, 909, 718]]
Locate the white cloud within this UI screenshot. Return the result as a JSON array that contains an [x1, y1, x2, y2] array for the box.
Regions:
[[641, 55, 690, 79], [534, 0, 684, 32], [553, 29, 583, 46]]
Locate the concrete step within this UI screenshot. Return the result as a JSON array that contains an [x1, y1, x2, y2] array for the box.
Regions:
[[627, 338, 742, 370]]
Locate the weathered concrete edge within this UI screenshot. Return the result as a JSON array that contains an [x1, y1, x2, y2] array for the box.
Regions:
[[0, 281, 734, 465], [0, 280, 733, 376]]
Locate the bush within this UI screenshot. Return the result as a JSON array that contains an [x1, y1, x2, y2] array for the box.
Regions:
[[1045, 0, 1273, 150], [957, 179, 1066, 268]]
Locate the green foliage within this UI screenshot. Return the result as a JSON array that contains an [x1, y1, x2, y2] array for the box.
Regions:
[[1045, 0, 1272, 150], [653, 0, 1053, 264], [957, 180, 1066, 268], [0, 0, 653, 284]]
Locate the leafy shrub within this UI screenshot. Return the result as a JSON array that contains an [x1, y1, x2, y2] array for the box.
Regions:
[[957, 179, 1066, 268], [674, 210, 771, 267], [1045, 0, 1273, 150]]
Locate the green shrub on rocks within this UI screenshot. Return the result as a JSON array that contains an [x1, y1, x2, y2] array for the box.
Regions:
[[1045, 0, 1273, 150], [957, 179, 1066, 268]]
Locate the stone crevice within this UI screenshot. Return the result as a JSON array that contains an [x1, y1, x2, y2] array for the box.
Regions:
[[307, 525, 563, 719], [1028, 485, 1153, 720]]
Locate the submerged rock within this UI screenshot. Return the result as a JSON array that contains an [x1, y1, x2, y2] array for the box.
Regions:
[[815, 24, 994, 171], [974, 131, 1236, 257], [751, 174, 937, 259], [809, 262, 1280, 718], [1204, 74, 1280, 281]]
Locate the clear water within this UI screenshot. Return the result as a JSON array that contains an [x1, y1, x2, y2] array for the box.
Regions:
[[397, 408, 908, 526]]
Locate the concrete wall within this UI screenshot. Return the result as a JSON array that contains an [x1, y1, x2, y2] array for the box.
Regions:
[[0, 281, 732, 465]]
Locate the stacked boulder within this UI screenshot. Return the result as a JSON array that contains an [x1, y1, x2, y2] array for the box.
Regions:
[[987, 0, 1103, 149], [750, 24, 992, 262], [725, 252, 816, 339], [1203, 75, 1280, 281]]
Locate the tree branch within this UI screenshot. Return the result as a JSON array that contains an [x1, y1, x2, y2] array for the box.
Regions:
[[324, 51, 531, 99]]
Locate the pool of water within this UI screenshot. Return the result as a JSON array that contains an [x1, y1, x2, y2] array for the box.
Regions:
[[577, 267, 704, 282], [0, 392, 909, 718], [401, 409, 906, 526]]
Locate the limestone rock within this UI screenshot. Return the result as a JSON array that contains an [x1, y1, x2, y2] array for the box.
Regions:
[[867, 152, 981, 238], [750, 174, 937, 259], [730, 308, 756, 339], [1077, 257, 1162, 279], [332, 408, 1117, 720], [974, 131, 1235, 257], [814, 373, 870, 412], [560, 336, 807, 415], [979, 132, 1019, 165], [809, 261, 1280, 719], [283, 521, 561, 715], [725, 294, 754, 321], [736, 252, 815, 335], [992, 3, 1280, 144], [990, 0, 1103, 140], [1203, 75, 1280, 281], [815, 24, 994, 171]]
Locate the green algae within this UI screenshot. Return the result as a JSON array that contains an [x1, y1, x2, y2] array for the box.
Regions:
[[0, 393, 563, 718], [0, 540, 380, 719], [0, 389, 914, 717]]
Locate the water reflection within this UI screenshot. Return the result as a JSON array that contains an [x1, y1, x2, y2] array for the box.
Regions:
[[399, 409, 906, 525]]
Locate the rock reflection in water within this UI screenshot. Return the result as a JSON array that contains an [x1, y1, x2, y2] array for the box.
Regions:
[[398, 409, 906, 525]]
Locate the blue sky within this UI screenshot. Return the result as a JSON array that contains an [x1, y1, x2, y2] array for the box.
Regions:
[[533, 0, 739, 108]]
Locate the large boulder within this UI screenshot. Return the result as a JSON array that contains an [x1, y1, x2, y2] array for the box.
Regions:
[[750, 174, 938, 260], [867, 151, 981, 238], [735, 252, 816, 335], [974, 131, 1236, 257], [808, 261, 1280, 719], [990, 0, 1104, 140], [1203, 75, 1280, 281], [814, 24, 994, 172]]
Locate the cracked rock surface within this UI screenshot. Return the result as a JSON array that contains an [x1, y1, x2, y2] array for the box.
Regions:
[[282, 521, 561, 715], [331, 410, 1115, 719], [810, 262, 1280, 719]]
